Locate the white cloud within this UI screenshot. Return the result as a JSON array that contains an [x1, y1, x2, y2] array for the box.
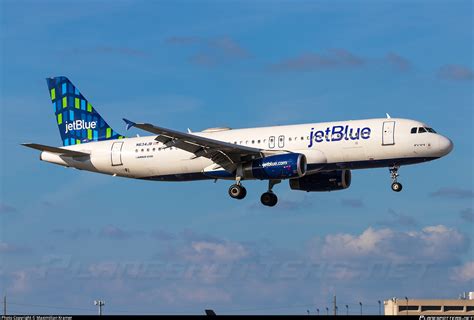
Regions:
[[310, 225, 469, 263], [3, 226, 470, 313], [451, 261, 474, 282], [417, 225, 468, 260], [183, 240, 249, 263], [320, 227, 394, 259]]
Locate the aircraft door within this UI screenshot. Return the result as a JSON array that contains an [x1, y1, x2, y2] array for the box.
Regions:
[[111, 142, 124, 166], [278, 135, 285, 148], [382, 121, 395, 145], [269, 136, 275, 149]]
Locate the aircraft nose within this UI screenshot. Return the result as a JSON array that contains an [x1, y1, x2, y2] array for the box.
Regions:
[[438, 136, 453, 156]]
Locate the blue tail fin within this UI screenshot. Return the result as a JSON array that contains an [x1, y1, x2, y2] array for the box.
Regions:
[[46, 76, 124, 146]]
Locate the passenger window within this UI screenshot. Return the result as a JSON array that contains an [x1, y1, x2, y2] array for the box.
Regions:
[[258, 140, 261, 143], [301, 137, 304, 140], [418, 127, 427, 133], [289, 137, 292, 141]]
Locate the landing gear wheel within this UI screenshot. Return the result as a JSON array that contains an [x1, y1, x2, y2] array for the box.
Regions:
[[391, 182, 403, 192], [389, 166, 403, 193], [261, 192, 278, 207], [239, 187, 247, 199], [228, 184, 246, 199]]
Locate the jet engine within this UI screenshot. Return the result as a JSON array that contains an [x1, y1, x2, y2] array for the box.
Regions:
[[242, 153, 307, 180], [289, 170, 351, 192]]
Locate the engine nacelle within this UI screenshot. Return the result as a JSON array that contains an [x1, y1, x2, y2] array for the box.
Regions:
[[243, 153, 307, 180], [289, 170, 351, 192]]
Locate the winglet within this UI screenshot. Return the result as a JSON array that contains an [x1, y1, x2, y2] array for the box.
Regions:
[[123, 118, 136, 131]]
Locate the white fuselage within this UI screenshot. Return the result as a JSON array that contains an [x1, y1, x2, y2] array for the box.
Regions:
[[39, 118, 453, 181]]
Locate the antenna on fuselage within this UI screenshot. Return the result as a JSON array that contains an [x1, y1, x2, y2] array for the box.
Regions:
[[386, 113, 391, 119]]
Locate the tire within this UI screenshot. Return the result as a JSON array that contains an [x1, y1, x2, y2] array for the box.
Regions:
[[391, 182, 403, 192], [229, 184, 246, 199], [237, 187, 247, 199], [261, 192, 278, 207]]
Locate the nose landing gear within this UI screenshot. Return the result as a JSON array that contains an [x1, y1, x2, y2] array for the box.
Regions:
[[389, 166, 403, 192]]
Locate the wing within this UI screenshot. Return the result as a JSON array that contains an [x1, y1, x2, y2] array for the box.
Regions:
[[123, 119, 263, 172], [22, 143, 90, 157]]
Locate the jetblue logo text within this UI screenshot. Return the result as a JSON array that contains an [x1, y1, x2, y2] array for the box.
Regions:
[[262, 161, 289, 168], [65, 120, 97, 134], [308, 125, 371, 147]]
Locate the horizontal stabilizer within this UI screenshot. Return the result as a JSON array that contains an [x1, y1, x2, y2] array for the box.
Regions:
[[22, 143, 90, 157]]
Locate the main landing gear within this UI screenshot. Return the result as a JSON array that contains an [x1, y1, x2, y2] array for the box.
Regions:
[[228, 179, 281, 206], [389, 166, 403, 192], [260, 180, 280, 207], [228, 181, 247, 200]]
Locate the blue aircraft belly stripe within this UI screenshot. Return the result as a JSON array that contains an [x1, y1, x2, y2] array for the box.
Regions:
[[140, 156, 439, 182], [140, 172, 212, 182], [307, 156, 439, 171]]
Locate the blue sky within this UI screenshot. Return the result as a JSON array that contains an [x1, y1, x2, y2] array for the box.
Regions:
[[0, 0, 473, 315]]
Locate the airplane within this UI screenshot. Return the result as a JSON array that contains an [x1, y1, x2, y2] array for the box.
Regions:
[[23, 76, 454, 207]]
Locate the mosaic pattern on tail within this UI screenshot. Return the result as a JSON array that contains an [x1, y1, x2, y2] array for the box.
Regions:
[[46, 76, 124, 146]]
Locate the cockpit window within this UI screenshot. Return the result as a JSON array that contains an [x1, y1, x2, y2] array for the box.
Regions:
[[412, 126, 436, 134]]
